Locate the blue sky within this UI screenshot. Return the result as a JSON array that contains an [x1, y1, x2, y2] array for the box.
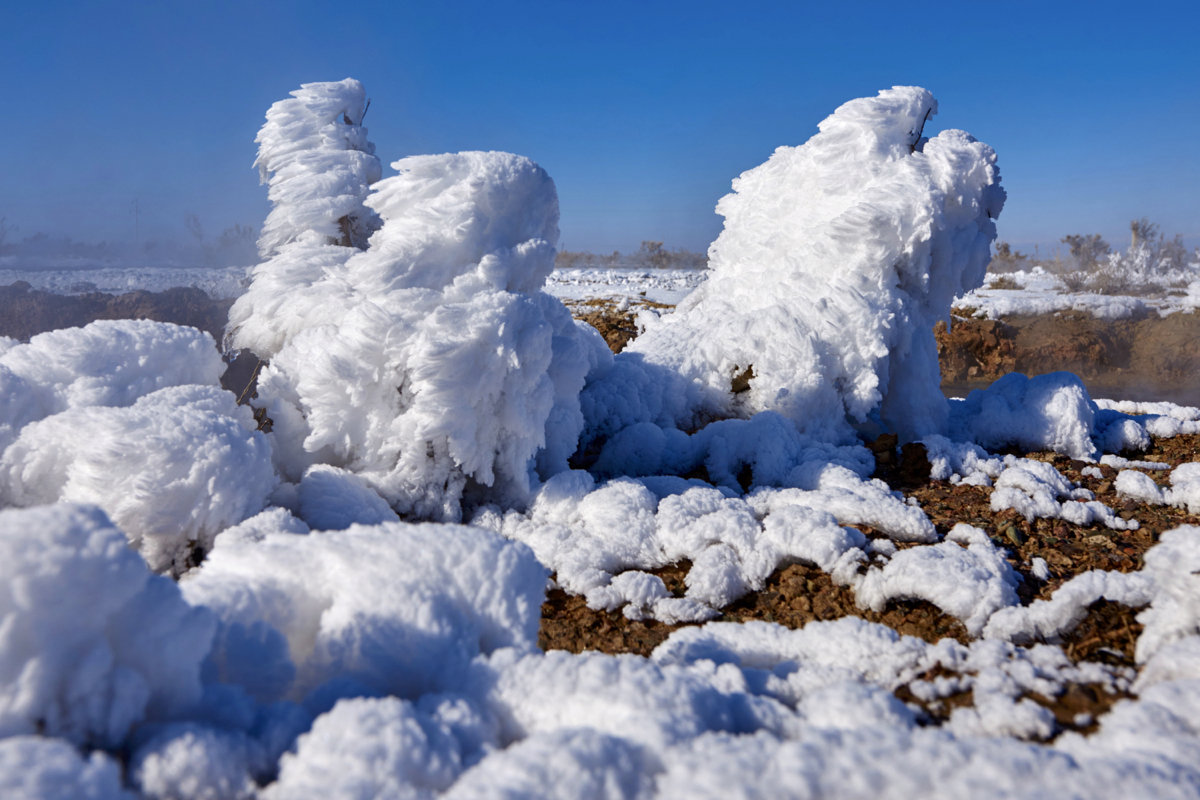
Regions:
[[2, 0, 1197, 257]]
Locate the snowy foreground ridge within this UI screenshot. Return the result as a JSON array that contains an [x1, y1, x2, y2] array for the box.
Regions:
[[3, 80, 1200, 798]]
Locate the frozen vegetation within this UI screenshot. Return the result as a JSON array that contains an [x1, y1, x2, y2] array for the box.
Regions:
[[2, 80, 1200, 798]]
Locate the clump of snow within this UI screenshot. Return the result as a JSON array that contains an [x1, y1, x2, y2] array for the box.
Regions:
[[0, 385, 276, 574], [984, 569, 1154, 643], [0, 319, 223, 452], [265, 697, 461, 800], [950, 371, 1102, 460], [0, 736, 133, 800], [857, 524, 1019, 635], [1115, 469, 1167, 505], [989, 458, 1136, 530], [0, 505, 215, 748], [180, 520, 547, 706], [1136, 525, 1200, 663], [131, 724, 257, 800], [582, 85, 1004, 446], [443, 727, 656, 800]]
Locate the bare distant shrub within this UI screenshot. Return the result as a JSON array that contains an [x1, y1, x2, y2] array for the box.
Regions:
[[1059, 271, 1092, 293], [986, 274, 1022, 290], [555, 244, 707, 270], [988, 241, 1028, 273], [1061, 233, 1110, 269]]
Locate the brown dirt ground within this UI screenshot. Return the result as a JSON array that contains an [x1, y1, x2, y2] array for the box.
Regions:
[[563, 297, 674, 352], [0, 281, 232, 343], [939, 308, 1200, 405], [546, 300, 1200, 740]]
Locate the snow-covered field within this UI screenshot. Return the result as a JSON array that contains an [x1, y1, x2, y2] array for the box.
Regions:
[[957, 267, 1200, 320], [4, 81, 1200, 799]]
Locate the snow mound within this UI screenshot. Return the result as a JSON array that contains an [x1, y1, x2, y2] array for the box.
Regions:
[[581, 85, 1004, 447], [265, 696, 461, 800], [0, 736, 133, 800], [0, 505, 215, 748], [181, 520, 547, 706]]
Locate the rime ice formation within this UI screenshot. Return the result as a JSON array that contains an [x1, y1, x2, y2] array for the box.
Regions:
[[228, 80, 607, 522], [582, 85, 1005, 449], [0, 505, 215, 748], [237, 143, 606, 521], [9, 82, 1200, 798], [254, 78, 381, 258], [0, 320, 275, 573], [226, 79, 383, 359]]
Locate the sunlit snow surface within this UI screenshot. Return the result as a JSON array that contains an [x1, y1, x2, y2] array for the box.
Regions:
[[958, 267, 1200, 319], [5, 84, 1200, 799]]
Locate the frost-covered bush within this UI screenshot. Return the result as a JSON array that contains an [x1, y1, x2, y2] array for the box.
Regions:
[[226, 79, 383, 359], [0, 385, 276, 574], [0, 319, 222, 453], [254, 78, 381, 258], [581, 86, 1005, 449], [0, 505, 215, 748], [0, 319, 275, 573], [234, 93, 607, 520]]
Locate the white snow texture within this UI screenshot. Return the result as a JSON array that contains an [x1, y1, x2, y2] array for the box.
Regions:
[[6, 80, 1200, 800]]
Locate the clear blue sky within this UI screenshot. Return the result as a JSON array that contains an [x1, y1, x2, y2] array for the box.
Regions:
[[2, 0, 1197, 257]]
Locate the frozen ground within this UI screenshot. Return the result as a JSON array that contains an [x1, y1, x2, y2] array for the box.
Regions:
[[3, 83, 1200, 800]]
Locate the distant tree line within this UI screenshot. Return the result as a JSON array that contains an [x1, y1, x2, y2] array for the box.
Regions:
[[990, 218, 1198, 295], [555, 240, 707, 270], [0, 215, 259, 269]]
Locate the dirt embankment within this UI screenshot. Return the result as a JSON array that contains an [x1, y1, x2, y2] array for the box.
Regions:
[[0, 281, 232, 343], [937, 310, 1200, 404]]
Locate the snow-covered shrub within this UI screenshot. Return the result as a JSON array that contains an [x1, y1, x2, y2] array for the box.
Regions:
[[130, 724, 257, 800], [234, 91, 607, 520], [254, 78, 381, 258], [0, 385, 276, 574], [0, 319, 222, 453], [265, 697, 463, 800], [226, 79, 383, 359], [581, 85, 1005, 449], [0, 505, 215, 748]]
